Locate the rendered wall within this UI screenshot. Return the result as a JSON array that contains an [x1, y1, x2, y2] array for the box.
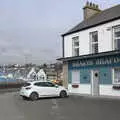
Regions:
[[68, 61, 120, 96], [64, 19, 120, 57]]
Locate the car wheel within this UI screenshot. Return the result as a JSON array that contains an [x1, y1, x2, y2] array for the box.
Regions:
[[22, 96, 27, 100], [60, 90, 67, 98], [30, 92, 39, 101]]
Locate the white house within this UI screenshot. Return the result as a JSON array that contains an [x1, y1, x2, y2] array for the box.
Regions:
[[27, 67, 36, 81], [58, 2, 120, 96], [36, 69, 47, 81]]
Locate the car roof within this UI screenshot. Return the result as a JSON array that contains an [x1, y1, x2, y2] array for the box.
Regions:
[[27, 81, 50, 84]]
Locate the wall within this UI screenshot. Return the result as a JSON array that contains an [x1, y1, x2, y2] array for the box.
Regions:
[[100, 85, 120, 96], [63, 62, 68, 88], [64, 19, 120, 57], [68, 84, 91, 94], [83, 7, 101, 20], [68, 61, 120, 96], [68, 68, 120, 96], [68, 84, 120, 96], [64, 35, 72, 57]]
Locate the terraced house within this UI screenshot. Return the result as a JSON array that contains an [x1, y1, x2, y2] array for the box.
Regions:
[[58, 2, 120, 96]]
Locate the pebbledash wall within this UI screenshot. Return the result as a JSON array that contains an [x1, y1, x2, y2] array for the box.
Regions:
[[68, 54, 120, 96]]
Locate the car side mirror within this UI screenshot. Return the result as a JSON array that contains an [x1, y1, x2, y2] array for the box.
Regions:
[[55, 85, 58, 88]]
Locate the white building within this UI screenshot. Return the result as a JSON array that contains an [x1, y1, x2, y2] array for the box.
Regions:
[[58, 2, 120, 96], [27, 68, 36, 81], [36, 69, 47, 81]]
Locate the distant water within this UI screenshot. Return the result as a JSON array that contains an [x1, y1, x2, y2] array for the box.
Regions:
[[0, 76, 17, 83]]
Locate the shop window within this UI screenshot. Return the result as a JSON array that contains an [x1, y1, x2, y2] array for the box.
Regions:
[[72, 70, 80, 84], [90, 31, 98, 54], [80, 70, 90, 84], [113, 26, 120, 50], [99, 68, 112, 84], [113, 68, 120, 84], [72, 36, 79, 56]]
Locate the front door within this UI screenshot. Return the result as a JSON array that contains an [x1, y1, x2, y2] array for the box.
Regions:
[[91, 70, 99, 96]]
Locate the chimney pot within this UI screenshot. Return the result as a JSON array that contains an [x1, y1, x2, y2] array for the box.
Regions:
[[96, 5, 99, 9], [93, 3, 95, 8], [90, 2, 92, 7], [83, 2, 101, 20], [86, 1, 89, 6]]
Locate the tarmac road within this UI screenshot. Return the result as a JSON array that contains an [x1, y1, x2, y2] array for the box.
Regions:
[[0, 92, 120, 120]]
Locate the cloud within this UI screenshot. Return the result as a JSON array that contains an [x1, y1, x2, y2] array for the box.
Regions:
[[0, 0, 119, 64]]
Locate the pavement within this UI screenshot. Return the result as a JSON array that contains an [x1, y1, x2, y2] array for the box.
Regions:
[[70, 92, 120, 100], [0, 91, 120, 120]]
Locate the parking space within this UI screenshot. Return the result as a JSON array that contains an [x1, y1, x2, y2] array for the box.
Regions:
[[0, 92, 120, 120]]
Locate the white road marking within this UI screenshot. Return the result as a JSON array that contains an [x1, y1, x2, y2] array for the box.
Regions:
[[51, 99, 58, 109]]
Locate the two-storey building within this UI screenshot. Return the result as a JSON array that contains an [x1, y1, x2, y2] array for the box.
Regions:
[[58, 2, 120, 96]]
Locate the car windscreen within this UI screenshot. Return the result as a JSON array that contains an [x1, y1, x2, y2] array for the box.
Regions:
[[23, 83, 31, 87]]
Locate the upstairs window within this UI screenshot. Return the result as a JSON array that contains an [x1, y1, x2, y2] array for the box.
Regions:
[[113, 26, 120, 50], [90, 31, 98, 54], [72, 36, 79, 56]]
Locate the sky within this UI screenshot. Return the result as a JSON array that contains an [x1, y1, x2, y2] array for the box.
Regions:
[[0, 0, 120, 65]]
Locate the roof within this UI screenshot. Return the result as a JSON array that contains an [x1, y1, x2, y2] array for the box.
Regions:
[[57, 50, 120, 61], [62, 4, 120, 36]]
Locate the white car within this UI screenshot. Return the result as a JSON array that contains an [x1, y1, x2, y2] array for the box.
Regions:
[[20, 81, 69, 100]]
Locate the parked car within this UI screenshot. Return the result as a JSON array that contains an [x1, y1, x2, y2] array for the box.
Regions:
[[20, 81, 68, 101]]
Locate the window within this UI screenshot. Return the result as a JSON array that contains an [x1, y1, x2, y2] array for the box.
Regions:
[[34, 82, 47, 87], [34, 82, 55, 87], [90, 31, 98, 54], [72, 36, 79, 56], [72, 70, 80, 84], [113, 26, 120, 50], [46, 82, 55, 87], [113, 68, 120, 84], [34, 82, 45, 86]]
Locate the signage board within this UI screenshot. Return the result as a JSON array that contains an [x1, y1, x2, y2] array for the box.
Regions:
[[70, 55, 120, 68]]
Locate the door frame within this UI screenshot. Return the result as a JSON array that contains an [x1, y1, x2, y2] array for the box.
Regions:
[[91, 70, 100, 96]]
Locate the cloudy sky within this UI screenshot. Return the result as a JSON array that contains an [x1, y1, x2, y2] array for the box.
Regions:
[[0, 0, 120, 64]]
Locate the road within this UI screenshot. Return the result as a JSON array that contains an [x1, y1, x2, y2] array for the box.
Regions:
[[0, 92, 120, 120]]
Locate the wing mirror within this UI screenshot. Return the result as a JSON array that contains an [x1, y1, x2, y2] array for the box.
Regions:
[[55, 85, 59, 88]]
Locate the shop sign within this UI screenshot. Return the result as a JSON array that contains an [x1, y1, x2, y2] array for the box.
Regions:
[[72, 56, 120, 67]]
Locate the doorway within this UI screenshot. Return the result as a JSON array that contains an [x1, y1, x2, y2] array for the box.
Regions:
[[91, 70, 99, 96]]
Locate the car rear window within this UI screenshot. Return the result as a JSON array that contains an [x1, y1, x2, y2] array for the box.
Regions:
[[23, 83, 31, 87]]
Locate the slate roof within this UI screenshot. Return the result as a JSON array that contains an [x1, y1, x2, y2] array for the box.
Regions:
[[62, 4, 120, 36]]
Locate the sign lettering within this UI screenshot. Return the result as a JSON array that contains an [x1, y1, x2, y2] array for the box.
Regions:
[[72, 56, 120, 67]]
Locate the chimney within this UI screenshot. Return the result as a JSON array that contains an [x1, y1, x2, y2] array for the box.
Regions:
[[83, 1, 101, 20]]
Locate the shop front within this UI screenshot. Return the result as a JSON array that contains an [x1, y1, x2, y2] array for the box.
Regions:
[[67, 51, 120, 96]]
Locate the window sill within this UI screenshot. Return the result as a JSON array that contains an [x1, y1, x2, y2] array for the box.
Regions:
[[112, 85, 120, 90], [72, 84, 79, 88]]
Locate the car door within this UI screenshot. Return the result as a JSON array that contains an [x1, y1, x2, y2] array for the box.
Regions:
[[34, 82, 46, 96], [44, 82, 59, 96]]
